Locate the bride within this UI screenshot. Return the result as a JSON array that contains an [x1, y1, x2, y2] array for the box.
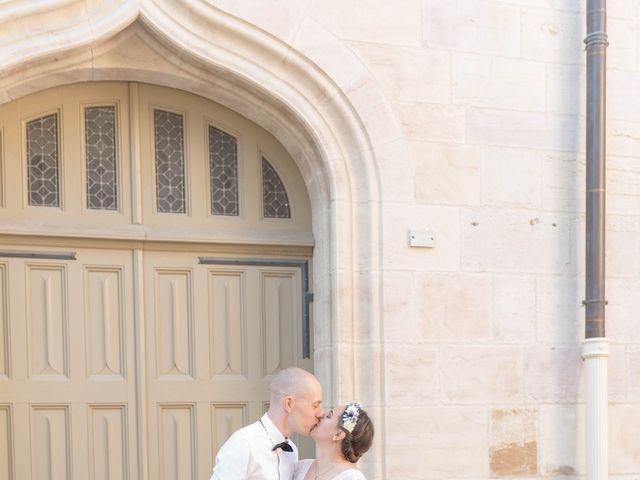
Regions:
[[293, 402, 374, 480]]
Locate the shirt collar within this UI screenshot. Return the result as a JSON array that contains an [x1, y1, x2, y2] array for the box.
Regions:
[[261, 413, 287, 445]]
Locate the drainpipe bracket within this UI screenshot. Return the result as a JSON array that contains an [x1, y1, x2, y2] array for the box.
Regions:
[[584, 32, 609, 48], [582, 337, 610, 359], [581, 299, 608, 306]]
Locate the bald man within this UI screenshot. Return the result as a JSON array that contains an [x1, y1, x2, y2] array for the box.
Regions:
[[210, 367, 324, 480]]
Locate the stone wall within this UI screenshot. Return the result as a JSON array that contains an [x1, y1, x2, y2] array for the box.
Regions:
[[357, 0, 639, 477]]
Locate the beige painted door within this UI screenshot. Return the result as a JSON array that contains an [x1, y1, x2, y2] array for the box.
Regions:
[[143, 251, 312, 478], [0, 247, 138, 480], [0, 246, 312, 479], [0, 80, 315, 479]]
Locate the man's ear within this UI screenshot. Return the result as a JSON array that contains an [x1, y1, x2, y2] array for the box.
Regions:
[[333, 429, 346, 442], [283, 395, 294, 413]]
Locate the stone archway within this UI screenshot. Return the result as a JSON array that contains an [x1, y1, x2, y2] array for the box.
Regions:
[[0, 2, 405, 477]]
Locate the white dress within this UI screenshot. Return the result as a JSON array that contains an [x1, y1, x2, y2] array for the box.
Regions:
[[293, 459, 367, 480]]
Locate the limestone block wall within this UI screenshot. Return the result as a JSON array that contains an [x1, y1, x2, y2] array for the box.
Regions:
[[200, 1, 640, 477], [292, 0, 640, 478]]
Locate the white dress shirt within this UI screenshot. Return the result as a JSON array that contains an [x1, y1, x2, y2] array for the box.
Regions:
[[210, 413, 298, 480]]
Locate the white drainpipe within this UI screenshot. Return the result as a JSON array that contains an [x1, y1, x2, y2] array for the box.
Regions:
[[582, 338, 609, 479]]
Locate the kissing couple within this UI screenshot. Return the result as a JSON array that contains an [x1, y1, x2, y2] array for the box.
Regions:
[[209, 367, 374, 480]]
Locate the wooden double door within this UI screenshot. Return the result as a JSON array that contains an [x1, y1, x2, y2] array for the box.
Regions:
[[0, 245, 311, 479]]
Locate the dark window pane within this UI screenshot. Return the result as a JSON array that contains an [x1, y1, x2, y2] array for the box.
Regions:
[[154, 110, 186, 213], [209, 126, 239, 216], [262, 158, 290, 219], [27, 114, 59, 207], [85, 106, 118, 210]]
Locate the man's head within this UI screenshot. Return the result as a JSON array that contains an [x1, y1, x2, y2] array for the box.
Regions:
[[268, 367, 323, 437]]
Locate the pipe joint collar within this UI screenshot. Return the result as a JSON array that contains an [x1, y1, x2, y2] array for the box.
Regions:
[[582, 337, 610, 359]]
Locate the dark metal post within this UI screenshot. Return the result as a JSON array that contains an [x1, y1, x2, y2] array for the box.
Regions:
[[584, 0, 608, 339]]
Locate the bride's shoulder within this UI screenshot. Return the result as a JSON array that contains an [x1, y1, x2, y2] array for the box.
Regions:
[[336, 468, 367, 480], [293, 459, 314, 476]]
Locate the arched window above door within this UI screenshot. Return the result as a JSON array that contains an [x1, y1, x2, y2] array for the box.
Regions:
[[0, 82, 312, 246]]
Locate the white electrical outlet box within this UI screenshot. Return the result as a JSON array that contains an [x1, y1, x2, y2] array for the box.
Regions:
[[408, 230, 435, 248]]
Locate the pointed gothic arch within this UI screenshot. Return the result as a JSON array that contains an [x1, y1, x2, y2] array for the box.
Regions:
[[0, 2, 405, 477]]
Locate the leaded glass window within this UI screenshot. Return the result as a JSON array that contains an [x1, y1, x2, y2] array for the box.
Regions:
[[154, 109, 186, 214], [209, 126, 239, 216], [85, 106, 118, 210], [27, 113, 59, 207], [262, 157, 290, 219]]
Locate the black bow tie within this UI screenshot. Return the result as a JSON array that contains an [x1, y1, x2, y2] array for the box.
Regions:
[[272, 441, 293, 452]]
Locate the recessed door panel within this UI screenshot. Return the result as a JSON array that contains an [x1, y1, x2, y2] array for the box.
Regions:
[[30, 406, 70, 480], [0, 264, 8, 379], [88, 405, 128, 480], [158, 405, 196, 480], [26, 266, 68, 379], [261, 272, 296, 377], [209, 271, 245, 377], [0, 405, 12, 480], [85, 268, 125, 378], [154, 270, 193, 378]]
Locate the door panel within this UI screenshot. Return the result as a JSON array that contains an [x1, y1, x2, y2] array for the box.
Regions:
[[144, 252, 311, 479], [208, 271, 244, 377], [0, 405, 12, 478], [26, 265, 68, 379], [0, 247, 138, 480], [154, 270, 194, 378], [85, 268, 126, 378], [88, 405, 129, 480], [0, 246, 312, 480], [158, 405, 196, 480], [0, 265, 7, 380], [30, 406, 70, 480], [262, 272, 296, 376]]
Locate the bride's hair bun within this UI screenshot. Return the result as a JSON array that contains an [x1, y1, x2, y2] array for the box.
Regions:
[[338, 407, 374, 463]]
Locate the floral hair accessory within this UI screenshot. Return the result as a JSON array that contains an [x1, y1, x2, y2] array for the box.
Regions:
[[341, 401, 361, 433]]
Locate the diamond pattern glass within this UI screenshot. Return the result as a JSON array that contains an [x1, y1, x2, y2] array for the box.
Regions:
[[154, 110, 186, 214], [209, 126, 239, 216], [262, 158, 290, 219], [85, 106, 118, 210], [27, 113, 60, 207]]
